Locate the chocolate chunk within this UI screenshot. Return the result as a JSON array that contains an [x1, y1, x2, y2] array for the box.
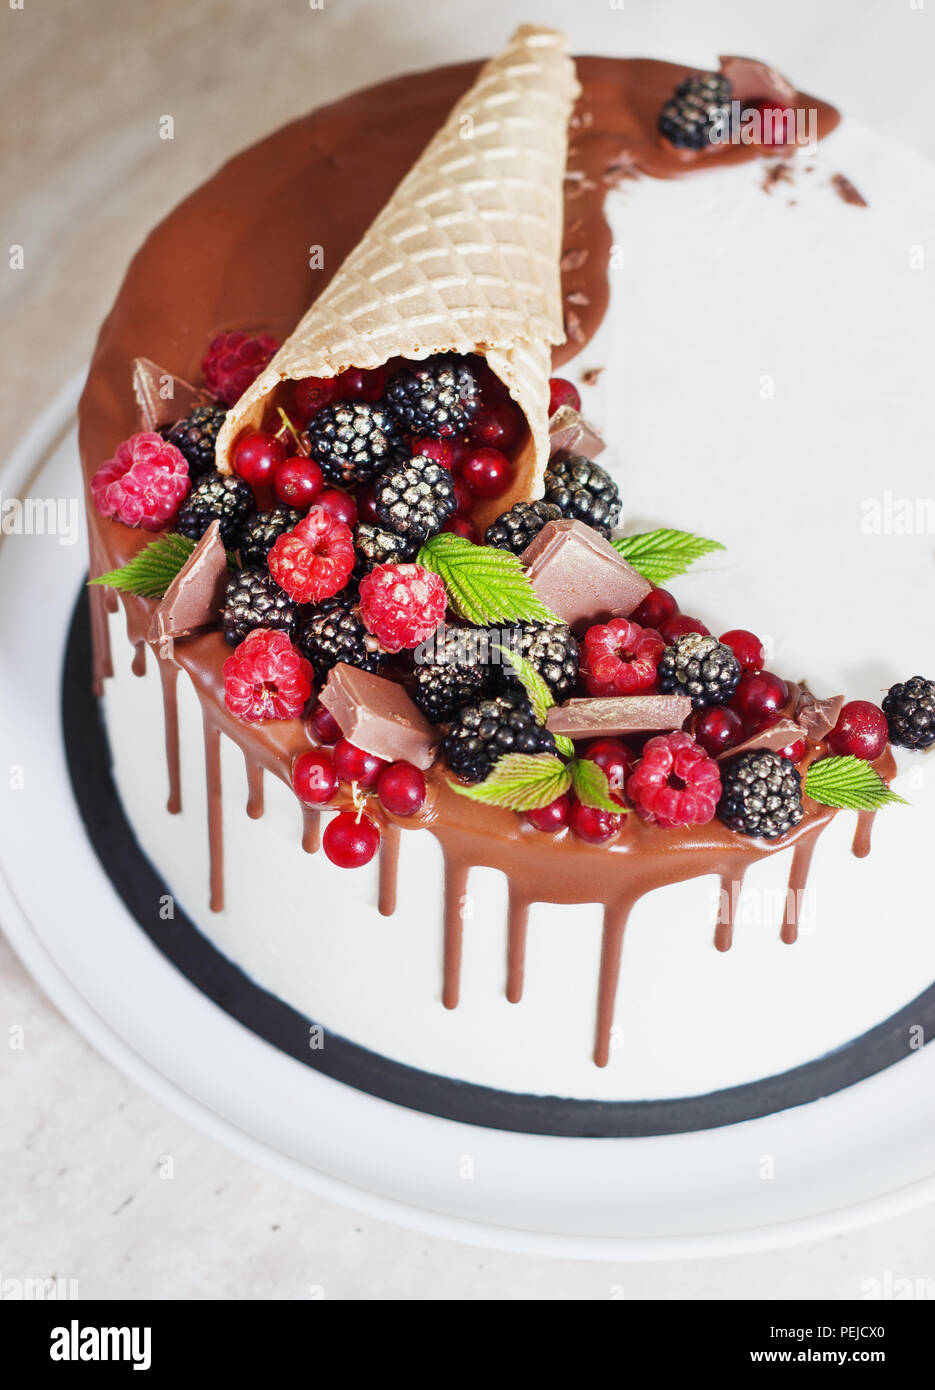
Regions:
[[546, 694, 692, 738], [548, 405, 606, 459], [795, 684, 844, 742], [716, 719, 807, 760], [320, 663, 438, 770], [718, 54, 797, 106], [522, 519, 650, 630], [830, 173, 868, 208], [133, 356, 212, 432], [148, 521, 228, 643]]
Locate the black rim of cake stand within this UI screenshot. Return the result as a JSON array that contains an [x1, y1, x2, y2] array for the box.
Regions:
[[62, 591, 935, 1139]]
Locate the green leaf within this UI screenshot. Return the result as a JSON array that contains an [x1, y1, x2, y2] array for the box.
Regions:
[[417, 533, 562, 627], [612, 529, 724, 585], [89, 534, 197, 599], [493, 643, 575, 756], [804, 756, 907, 811], [568, 757, 628, 813], [449, 754, 572, 812]]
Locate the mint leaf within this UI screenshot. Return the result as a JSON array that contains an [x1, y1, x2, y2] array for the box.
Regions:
[[449, 754, 571, 812], [804, 756, 907, 811], [89, 534, 197, 599], [418, 533, 561, 627], [569, 757, 627, 812], [612, 529, 724, 585]]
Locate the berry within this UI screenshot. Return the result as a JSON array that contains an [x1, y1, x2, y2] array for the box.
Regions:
[[315, 488, 358, 529], [92, 432, 190, 531], [657, 632, 742, 710], [355, 483, 381, 526], [469, 402, 523, 451], [223, 628, 313, 722], [308, 702, 343, 745], [163, 404, 227, 480], [414, 438, 454, 470], [294, 376, 337, 421], [322, 811, 380, 868], [731, 671, 789, 730], [500, 623, 579, 701], [526, 794, 571, 833], [443, 690, 556, 784], [413, 624, 491, 723], [827, 700, 889, 761], [292, 750, 338, 805], [267, 507, 355, 604], [756, 715, 807, 763], [631, 587, 679, 629], [177, 470, 255, 549], [358, 562, 447, 652], [543, 454, 621, 536], [474, 361, 511, 407], [569, 797, 625, 844], [582, 739, 633, 794], [459, 447, 512, 499], [658, 72, 732, 151], [626, 731, 721, 829], [485, 500, 563, 555], [335, 365, 386, 402], [222, 568, 298, 647], [581, 618, 663, 697], [882, 677, 935, 751], [239, 506, 303, 569], [202, 330, 279, 406], [377, 762, 427, 817], [306, 401, 403, 486], [749, 100, 796, 146], [718, 751, 804, 840], [354, 522, 416, 574], [298, 594, 388, 678], [384, 356, 481, 437], [273, 456, 324, 509], [442, 515, 481, 542], [373, 453, 457, 543], [692, 706, 744, 757], [232, 431, 285, 487], [333, 738, 388, 789], [659, 614, 710, 643], [548, 377, 581, 415], [720, 629, 764, 673]]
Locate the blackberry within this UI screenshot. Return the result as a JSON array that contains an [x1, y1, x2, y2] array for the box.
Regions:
[[354, 522, 417, 575], [443, 689, 556, 784], [657, 632, 741, 709], [658, 72, 732, 151], [718, 751, 804, 840], [485, 500, 563, 555], [222, 568, 298, 647], [543, 455, 621, 536], [239, 505, 303, 569], [163, 404, 228, 480], [413, 624, 491, 723], [373, 453, 457, 544], [177, 470, 256, 549], [297, 594, 388, 678], [499, 623, 579, 701], [385, 356, 481, 438], [305, 401, 404, 486], [882, 676, 935, 750]]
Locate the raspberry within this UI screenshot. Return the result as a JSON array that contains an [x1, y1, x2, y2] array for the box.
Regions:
[[91, 432, 190, 531], [223, 629, 314, 722], [201, 330, 279, 406], [267, 507, 355, 604], [358, 562, 447, 653], [581, 618, 664, 696], [626, 731, 721, 829]]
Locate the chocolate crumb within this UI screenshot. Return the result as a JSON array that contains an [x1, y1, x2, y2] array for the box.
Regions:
[[831, 173, 868, 207], [581, 367, 604, 386], [762, 161, 794, 194]]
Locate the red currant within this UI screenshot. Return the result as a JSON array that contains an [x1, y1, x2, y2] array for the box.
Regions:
[[415, 438, 454, 469], [308, 702, 342, 745], [442, 515, 480, 542], [526, 794, 571, 833], [548, 377, 581, 415], [569, 797, 625, 844], [323, 811, 381, 868], [315, 488, 357, 528], [292, 750, 338, 805], [475, 362, 510, 408], [274, 456, 324, 509], [232, 431, 285, 487], [754, 715, 807, 762], [731, 671, 789, 730], [355, 483, 381, 526], [660, 613, 710, 643], [460, 447, 512, 499], [294, 376, 337, 420], [720, 628, 764, 673], [335, 365, 386, 402], [583, 739, 633, 794], [469, 403, 523, 452], [827, 700, 889, 761], [631, 587, 679, 629], [333, 738, 388, 789], [692, 707, 744, 757], [377, 761, 427, 816], [449, 439, 472, 474], [451, 477, 473, 514]]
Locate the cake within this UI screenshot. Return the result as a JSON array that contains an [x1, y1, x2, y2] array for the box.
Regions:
[[76, 27, 935, 1133]]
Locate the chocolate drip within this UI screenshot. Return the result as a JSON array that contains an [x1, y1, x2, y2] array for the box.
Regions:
[[594, 898, 638, 1067], [301, 805, 321, 855], [378, 825, 400, 917], [203, 716, 224, 913], [131, 640, 146, 677], [782, 837, 818, 944], [158, 660, 182, 815], [715, 871, 744, 952], [88, 585, 113, 696], [852, 810, 876, 859], [506, 889, 531, 1003], [245, 758, 264, 820], [442, 853, 470, 1010]]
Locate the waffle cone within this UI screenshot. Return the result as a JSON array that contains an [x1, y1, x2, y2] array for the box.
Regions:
[[215, 25, 579, 525]]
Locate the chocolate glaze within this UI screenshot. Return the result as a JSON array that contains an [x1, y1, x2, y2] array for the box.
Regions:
[[78, 57, 860, 1067]]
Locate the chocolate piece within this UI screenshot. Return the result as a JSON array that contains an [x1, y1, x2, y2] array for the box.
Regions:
[[522, 519, 650, 630], [148, 521, 228, 644], [795, 684, 844, 743], [320, 663, 439, 770], [548, 405, 606, 459], [133, 356, 211, 432], [830, 173, 868, 208], [716, 719, 807, 761], [546, 694, 692, 738], [719, 54, 797, 106]]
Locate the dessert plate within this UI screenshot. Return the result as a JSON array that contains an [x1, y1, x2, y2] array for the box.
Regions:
[[3, 368, 935, 1260]]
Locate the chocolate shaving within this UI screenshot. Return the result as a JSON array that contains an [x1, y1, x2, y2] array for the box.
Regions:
[[148, 521, 228, 643], [547, 694, 692, 739], [716, 719, 807, 761], [831, 173, 868, 207], [580, 367, 604, 386]]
